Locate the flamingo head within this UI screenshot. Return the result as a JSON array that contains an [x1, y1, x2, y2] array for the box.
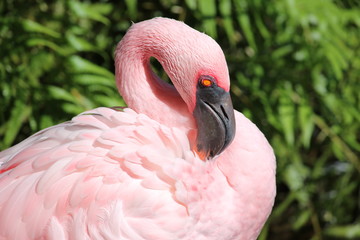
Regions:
[[118, 18, 236, 160], [150, 18, 236, 160]]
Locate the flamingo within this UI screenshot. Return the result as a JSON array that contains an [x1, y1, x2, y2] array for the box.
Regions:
[[0, 17, 276, 240]]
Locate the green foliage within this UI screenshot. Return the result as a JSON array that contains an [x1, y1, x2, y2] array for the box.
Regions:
[[0, 0, 359, 239], [0, 0, 125, 149]]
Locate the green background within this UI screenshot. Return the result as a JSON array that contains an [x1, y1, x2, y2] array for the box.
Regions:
[[1, 0, 359, 239]]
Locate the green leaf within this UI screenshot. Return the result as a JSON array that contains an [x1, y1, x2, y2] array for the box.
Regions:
[[40, 115, 55, 130], [324, 43, 346, 79], [22, 19, 60, 38], [292, 209, 311, 230], [26, 38, 71, 55], [68, 56, 114, 78], [62, 102, 85, 115], [272, 45, 293, 59], [199, 0, 217, 38], [254, 12, 270, 39], [68, 1, 110, 25], [93, 95, 125, 107], [324, 224, 360, 239], [47, 86, 77, 103], [283, 163, 308, 191], [219, 0, 236, 46], [3, 100, 32, 148], [293, 49, 308, 61], [312, 66, 328, 95], [298, 101, 314, 148], [125, 0, 138, 19], [73, 74, 114, 87], [278, 93, 295, 146], [237, 14, 257, 52], [66, 33, 98, 52], [185, 0, 197, 10]]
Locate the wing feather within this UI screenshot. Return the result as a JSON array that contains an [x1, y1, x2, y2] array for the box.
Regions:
[[0, 107, 194, 239]]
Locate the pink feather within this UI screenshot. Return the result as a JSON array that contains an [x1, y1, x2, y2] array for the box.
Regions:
[[0, 17, 276, 239]]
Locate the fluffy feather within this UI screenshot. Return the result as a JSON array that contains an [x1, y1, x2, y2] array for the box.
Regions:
[[0, 18, 276, 240]]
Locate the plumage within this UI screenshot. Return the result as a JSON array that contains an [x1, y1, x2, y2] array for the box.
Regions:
[[0, 18, 276, 240]]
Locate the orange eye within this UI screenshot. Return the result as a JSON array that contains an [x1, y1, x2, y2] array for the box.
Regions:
[[201, 79, 213, 87]]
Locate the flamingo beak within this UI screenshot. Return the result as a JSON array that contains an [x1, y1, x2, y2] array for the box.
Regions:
[[193, 85, 236, 160]]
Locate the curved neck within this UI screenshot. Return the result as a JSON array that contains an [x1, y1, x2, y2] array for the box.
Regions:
[[115, 28, 195, 130]]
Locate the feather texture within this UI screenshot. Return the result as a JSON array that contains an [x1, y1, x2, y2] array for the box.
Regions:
[[0, 17, 276, 240], [0, 108, 275, 239]]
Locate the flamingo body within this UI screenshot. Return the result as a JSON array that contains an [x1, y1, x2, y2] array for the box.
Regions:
[[0, 18, 276, 240]]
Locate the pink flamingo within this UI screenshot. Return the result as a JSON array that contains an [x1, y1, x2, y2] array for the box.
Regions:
[[0, 18, 276, 240]]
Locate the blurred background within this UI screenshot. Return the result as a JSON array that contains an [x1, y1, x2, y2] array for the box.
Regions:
[[0, 0, 359, 239]]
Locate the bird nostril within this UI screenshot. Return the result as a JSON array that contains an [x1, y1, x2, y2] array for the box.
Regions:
[[210, 150, 214, 158], [221, 105, 229, 120]]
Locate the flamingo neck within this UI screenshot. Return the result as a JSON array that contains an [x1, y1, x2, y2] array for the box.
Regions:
[[115, 31, 195, 131]]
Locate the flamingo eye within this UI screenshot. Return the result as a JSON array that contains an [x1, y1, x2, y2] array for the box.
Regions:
[[199, 76, 215, 88], [201, 79, 212, 87]]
